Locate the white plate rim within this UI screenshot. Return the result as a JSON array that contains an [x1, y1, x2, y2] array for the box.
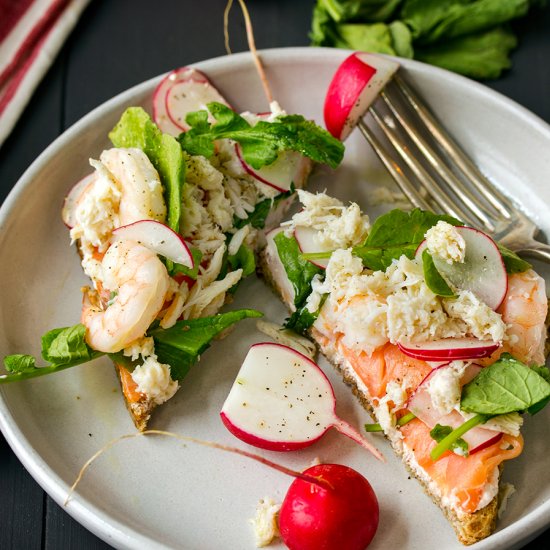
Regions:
[[1, 47, 550, 549]]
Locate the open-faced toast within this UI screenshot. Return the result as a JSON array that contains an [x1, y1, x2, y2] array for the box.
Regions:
[[261, 189, 550, 545]]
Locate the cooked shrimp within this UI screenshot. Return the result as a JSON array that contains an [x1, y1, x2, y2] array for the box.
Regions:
[[99, 148, 166, 225], [82, 240, 170, 353], [498, 270, 548, 365], [71, 148, 166, 251]]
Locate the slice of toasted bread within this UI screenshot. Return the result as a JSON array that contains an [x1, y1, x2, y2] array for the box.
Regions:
[[259, 244, 517, 546], [76, 156, 313, 432]]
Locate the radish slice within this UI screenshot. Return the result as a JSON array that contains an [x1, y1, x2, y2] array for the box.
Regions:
[[265, 227, 296, 311], [153, 67, 230, 135], [407, 363, 502, 454], [112, 220, 194, 268], [294, 226, 332, 269], [324, 52, 399, 141], [398, 338, 499, 361], [416, 226, 508, 310], [220, 342, 383, 460], [61, 173, 96, 228], [236, 144, 307, 193]]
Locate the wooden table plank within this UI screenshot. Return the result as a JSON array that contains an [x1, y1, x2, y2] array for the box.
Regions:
[[0, 433, 44, 549]]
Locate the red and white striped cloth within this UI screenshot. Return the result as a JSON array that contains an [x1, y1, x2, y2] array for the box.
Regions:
[[0, 0, 90, 148]]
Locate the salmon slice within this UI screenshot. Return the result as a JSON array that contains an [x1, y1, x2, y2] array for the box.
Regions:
[[335, 340, 523, 514], [339, 342, 432, 400], [117, 363, 145, 404], [401, 419, 523, 513]]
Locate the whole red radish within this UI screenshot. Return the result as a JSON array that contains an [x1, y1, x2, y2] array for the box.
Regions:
[[279, 464, 379, 550]]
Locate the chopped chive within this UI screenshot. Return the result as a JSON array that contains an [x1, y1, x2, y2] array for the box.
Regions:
[[365, 411, 416, 432], [430, 413, 490, 461]]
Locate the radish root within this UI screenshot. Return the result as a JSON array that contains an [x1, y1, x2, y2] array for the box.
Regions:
[[64, 429, 332, 505], [223, 0, 273, 105]]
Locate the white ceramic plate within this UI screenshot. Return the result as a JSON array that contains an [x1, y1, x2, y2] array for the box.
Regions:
[[1, 48, 550, 550]]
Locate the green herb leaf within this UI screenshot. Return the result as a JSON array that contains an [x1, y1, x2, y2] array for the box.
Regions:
[[149, 309, 263, 381], [402, 0, 528, 44], [171, 247, 203, 280], [273, 232, 323, 309], [415, 27, 518, 80], [109, 107, 186, 235], [430, 423, 469, 456], [422, 249, 457, 297], [461, 353, 550, 415], [234, 188, 294, 230], [2, 324, 104, 383], [217, 244, 256, 295], [310, 0, 537, 80], [498, 244, 532, 274], [285, 294, 328, 336], [353, 208, 461, 270], [3, 354, 37, 374], [179, 103, 344, 169]]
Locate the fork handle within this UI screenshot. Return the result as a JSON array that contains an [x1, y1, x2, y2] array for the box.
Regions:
[[515, 240, 550, 264]]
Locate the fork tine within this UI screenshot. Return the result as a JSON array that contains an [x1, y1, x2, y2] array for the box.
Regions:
[[368, 105, 478, 225], [380, 88, 496, 233], [394, 75, 513, 220], [357, 120, 433, 211]]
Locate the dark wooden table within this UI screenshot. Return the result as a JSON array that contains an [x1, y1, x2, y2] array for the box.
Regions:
[[1, 1, 549, 548]]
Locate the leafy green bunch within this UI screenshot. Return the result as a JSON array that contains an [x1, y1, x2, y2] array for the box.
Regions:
[[311, 0, 545, 79]]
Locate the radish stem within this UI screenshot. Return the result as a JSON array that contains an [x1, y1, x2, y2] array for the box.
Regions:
[[333, 418, 385, 462], [64, 429, 333, 506], [223, 0, 273, 105]]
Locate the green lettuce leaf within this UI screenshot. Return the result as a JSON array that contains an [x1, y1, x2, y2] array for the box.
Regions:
[[273, 232, 323, 309], [109, 107, 186, 235], [179, 103, 344, 170], [150, 309, 263, 381]]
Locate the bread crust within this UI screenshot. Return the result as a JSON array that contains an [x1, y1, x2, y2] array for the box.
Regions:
[[259, 249, 501, 545], [315, 330, 499, 546]]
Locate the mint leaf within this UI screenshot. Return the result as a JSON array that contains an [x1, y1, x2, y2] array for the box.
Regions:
[[109, 107, 186, 236], [422, 249, 456, 298], [180, 103, 344, 169], [149, 309, 262, 381], [498, 244, 532, 274], [461, 353, 550, 415], [430, 423, 469, 456], [353, 208, 461, 270], [274, 232, 323, 309]]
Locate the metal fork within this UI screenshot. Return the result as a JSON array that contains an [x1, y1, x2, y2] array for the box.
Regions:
[[358, 74, 550, 263]]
